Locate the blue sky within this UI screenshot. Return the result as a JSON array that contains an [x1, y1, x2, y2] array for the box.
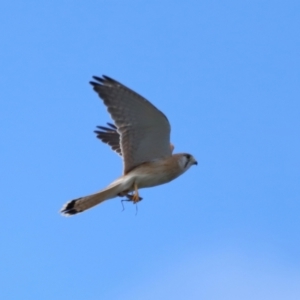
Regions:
[[1, 1, 300, 299]]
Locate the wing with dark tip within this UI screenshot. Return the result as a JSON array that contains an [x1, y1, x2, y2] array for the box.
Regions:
[[94, 123, 122, 156], [90, 75, 172, 174]]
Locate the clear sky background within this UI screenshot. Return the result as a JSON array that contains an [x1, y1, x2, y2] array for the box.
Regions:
[[1, 1, 300, 299]]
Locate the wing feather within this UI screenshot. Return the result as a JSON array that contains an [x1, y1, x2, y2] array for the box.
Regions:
[[94, 123, 122, 155], [90, 75, 172, 174]]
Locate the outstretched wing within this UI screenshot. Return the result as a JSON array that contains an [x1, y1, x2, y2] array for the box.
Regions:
[[90, 75, 172, 174], [94, 123, 122, 156]]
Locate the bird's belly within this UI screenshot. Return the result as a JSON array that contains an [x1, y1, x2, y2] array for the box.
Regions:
[[130, 163, 181, 189]]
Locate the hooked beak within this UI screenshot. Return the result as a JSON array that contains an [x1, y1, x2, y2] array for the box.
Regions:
[[191, 157, 198, 165]]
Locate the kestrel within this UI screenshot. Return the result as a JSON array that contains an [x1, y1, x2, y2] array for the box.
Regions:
[[61, 76, 197, 216]]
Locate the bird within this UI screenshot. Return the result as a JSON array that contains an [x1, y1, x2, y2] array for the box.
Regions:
[[60, 75, 197, 216]]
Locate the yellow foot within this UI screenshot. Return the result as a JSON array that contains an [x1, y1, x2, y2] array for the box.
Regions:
[[132, 193, 140, 203], [122, 193, 143, 202], [132, 182, 140, 204]]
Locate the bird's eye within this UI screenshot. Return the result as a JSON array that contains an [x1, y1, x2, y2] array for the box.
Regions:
[[186, 154, 191, 160]]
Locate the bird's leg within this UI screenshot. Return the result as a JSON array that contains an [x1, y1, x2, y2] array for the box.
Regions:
[[132, 182, 141, 203], [118, 191, 143, 202], [128, 194, 142, 202]]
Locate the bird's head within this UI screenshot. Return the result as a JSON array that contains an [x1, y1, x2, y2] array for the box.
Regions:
[[178, 153, 198, 171]]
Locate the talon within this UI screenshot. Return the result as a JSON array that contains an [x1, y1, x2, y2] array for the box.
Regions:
[[119, 184, 142, 203], [125, 194, 142, 202], [132, 182, 141, 203], [132, 194, 140, 203]]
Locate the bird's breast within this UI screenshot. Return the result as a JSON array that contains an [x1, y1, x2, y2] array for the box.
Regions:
[[128, 157, 183, 189]]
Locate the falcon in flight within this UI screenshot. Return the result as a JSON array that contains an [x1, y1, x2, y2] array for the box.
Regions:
[[61, 76, 197, 216]]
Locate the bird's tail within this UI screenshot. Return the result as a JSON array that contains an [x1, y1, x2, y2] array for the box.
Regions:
[[60, 180, 125, 216]]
